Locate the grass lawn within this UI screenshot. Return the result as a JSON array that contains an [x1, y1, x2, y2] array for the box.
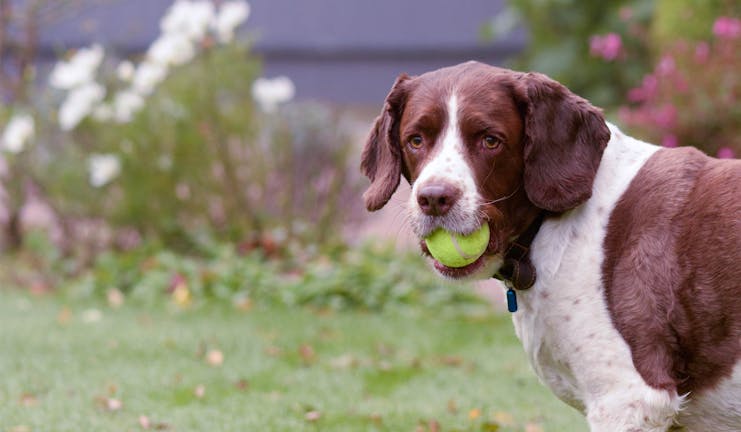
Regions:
[[0, 290, 586, 431]]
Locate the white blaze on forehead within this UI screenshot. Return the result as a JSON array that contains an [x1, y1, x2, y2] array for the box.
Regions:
[[409, 92, 482, 235]]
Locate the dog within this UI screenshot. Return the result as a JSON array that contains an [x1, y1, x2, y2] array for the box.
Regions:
[[360, 61, 740, 431]]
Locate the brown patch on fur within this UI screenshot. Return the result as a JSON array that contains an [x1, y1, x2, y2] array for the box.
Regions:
[[603, 147, 741, 396]]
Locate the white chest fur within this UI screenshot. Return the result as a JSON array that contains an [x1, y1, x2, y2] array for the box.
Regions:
[[510, 125, 685, 430]]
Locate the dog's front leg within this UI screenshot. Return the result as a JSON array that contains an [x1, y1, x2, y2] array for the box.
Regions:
[[584, 389, 683, 432]]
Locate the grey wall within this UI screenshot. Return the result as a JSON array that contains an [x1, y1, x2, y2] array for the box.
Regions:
[[34, 0, 525, 104]]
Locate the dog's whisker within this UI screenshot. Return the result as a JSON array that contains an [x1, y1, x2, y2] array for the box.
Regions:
[[479, 184, 521, 206]]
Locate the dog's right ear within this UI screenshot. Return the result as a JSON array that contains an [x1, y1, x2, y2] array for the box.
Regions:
[[360, 74, 412, 211]]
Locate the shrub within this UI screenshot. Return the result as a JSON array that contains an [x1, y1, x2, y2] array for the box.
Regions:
[[618, 16, 740, 157], [485, 0, 655, 107], [62, 240, 485, 313], [1, 0, 361, 255]]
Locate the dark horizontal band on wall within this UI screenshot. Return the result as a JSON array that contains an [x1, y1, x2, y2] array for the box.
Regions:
[[254, 44, 525, 62], [34, 42, 524, 63]]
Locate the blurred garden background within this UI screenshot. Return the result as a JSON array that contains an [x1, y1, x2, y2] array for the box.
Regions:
[[0, 0, 738, 430]]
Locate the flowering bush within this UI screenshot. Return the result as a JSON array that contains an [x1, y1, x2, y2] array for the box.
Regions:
[[617, 16, 740, 157], [487, 0, 655, 107], [0, 0, 361, 256]]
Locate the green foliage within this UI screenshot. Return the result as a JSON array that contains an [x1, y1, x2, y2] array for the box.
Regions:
[[651, 0, 728, 46], [62, 241, 486, 313], [489, 0, 655, 106]]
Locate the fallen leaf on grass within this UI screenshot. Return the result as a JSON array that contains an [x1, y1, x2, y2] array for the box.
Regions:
[[139, 415, 171, 430], [492, 411, 515, 427], [81, 308, 103, 323], [299, 344, 316, 365], [415, 419, 440, 432], [368, 413, 383, 425], [233, 295, 252, 311], [8, 426, 30, 432], [447, 399, 458, 414], [377, 360, 392, 371], [57, 307, 72, 325], [234, 379, 249, 391], [439, 355, 463, 367], [206, 349, 224, 366], [468, 408, 481, 420], [170, 275, 191, 308], [524, 423, 544, 432], [107, 398, 122, 411], [19, 393, 37, 407], [107, 288, 125, 308], [329, 354, 357, 369], [305, 410, 321, 422], [94, 396, 123, 412]]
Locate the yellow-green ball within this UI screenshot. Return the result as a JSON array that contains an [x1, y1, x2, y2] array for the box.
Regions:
[[424, 224, 490, 268]]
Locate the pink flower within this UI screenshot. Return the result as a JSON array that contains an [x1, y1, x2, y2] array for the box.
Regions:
[[589, 33, 623, 61], [652, 104, 677, 129], [717, 147, 735, 159], [657, 55, 676, 76], [661, 134, 678, 148], [627, 74, 658, 102], [694, 42, 710, 63], [713, 17, 741, 39]]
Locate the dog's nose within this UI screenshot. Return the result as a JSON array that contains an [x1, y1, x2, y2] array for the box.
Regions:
[[417, 183, 461, 216]]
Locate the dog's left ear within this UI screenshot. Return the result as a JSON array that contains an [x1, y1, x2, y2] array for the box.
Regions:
[[360, 74, 413, 211], [517, 72, 611, 212]]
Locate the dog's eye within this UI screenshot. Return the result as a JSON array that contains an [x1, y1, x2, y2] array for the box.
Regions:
[[482, 135, 502, 150], [408, 135, 424, 149]]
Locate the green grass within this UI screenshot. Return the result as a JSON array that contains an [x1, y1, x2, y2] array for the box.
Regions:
[[0, 291, 586, 431]]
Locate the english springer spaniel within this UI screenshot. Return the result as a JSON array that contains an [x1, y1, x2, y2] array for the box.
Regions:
[[360, 61, 740, 431]]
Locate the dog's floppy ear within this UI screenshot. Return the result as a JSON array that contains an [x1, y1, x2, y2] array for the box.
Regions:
[[360, 74, 412, 211], [518, 72, 610, 212]]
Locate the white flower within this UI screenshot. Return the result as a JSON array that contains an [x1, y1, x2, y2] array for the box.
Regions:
[[113, 90, 145, 123], [131, 61, 168, 95], [160, 0, 215, 41], [88, 154, 121, 187], [49, 44, 104, 90], [148, 32, 195, 66], [252, 76, 295, 113], [92, 103, 114, 122], [116, 60, 135, 82], [58, 82, 106, 130], [214, 1, 250, 43], [1, 114, 34, 154]]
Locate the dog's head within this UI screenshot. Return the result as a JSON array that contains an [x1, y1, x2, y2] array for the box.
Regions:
[[361, 62, 610, 278]]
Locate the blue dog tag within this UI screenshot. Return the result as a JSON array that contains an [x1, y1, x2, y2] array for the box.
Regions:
[[506, 288, 518, 313]]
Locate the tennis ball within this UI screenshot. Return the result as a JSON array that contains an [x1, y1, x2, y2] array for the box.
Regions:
[[424, 224, 490, 268]]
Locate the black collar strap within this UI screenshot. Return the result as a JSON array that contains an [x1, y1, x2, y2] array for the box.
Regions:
[[493, 212, 546, 291]]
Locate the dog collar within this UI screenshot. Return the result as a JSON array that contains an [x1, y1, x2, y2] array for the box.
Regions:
[[493, 212, 546, 312]]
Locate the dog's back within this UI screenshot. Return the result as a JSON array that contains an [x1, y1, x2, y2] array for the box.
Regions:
[[602, 146, 741, 430]]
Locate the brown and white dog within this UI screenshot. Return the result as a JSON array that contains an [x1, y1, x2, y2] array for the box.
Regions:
[[360, 61, 741, 431]]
